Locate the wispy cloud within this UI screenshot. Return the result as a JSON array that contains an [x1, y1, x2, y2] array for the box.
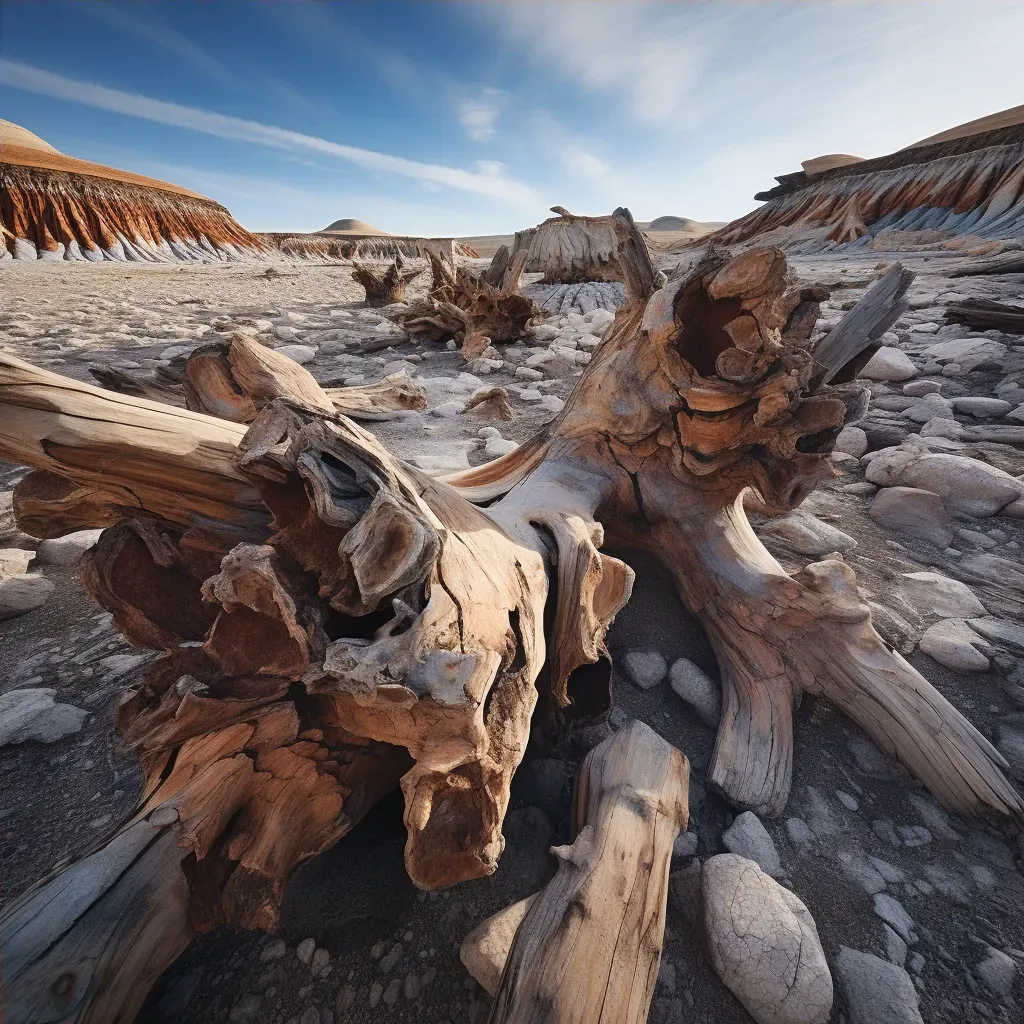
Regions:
[[76, 1, 240, 88], [458, 88, 503, 142], [1, 60, 538, 206]]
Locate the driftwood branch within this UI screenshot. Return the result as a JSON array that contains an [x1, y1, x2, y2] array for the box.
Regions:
[[484, 721, 688, 1023], [351, 255, 422, 306], [945, 297, 1024, 331]]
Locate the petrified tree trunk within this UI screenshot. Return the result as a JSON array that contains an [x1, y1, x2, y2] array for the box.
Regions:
[[397, 251, 536, 358], [478, 721, 689, 1024], [351, 255, 422, 306], [0, 214, 1020, 1022], [945, 297, 1024, 331], [90, 331, 427, 421]]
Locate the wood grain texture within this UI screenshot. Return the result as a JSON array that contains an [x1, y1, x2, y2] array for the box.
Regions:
[[488, 721, 689, 1024]]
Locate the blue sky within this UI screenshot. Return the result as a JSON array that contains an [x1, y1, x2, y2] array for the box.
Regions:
[[2, 1, 1023, 236]]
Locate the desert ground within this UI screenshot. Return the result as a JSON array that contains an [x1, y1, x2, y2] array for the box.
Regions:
[[2, 244, 1024, 1024]]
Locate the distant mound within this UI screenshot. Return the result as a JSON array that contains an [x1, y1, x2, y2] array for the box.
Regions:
[[646, 216, 703, 231], [320, 218, 388, 235], [1, 119, 61, 155]]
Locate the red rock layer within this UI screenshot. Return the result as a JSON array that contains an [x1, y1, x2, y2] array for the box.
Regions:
[[707, 122, 1024, 253], [0, 163, 267, 262], [259, 233, 478, 261]]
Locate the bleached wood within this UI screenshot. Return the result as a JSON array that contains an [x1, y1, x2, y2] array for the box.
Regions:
[[489, 721, 689, 1024]]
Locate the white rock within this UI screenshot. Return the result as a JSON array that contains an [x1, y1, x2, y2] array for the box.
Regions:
[[484, 437, 519, 458], [669, 658, 720, 726], [0, 549, 33, 575], [274, 344, 316, 364], [0, 574, 55, 621], [537, 395, 565, 414], [517, 388, 543, 402], [951, 397, 1012, 418], [672, 831, 699, 860], [382, 359, 415, 376], [34, 529, 104, 566], [834, 426, 868, 458], [860, 347, 916, 382], [898, 571, 986, 618], [760, 511, 857, 555], [836, 947, 923, 1024], [903, 394, 954, 424], [703, 855, 832, 1024], [274, 325, 301, 341], [865, 447, 1024, 518], [869, 486, 953, 547], [723, 813, 783, 878], [975, 946, 1017, 997], [919, 619, 990, 672], [0, 688, 87, 746], [920, 417, 964, 441], [872, 893, 917, 946], [431, 401, 464, 418], [622, 650, 667, 689], [515, 366, 543, 381], [460, 895, 537, 996], [902, 380, 942, 397]]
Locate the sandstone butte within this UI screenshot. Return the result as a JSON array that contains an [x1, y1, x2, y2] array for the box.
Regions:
[[0, 118, 267, 262], [703, 103, 1024, 254]]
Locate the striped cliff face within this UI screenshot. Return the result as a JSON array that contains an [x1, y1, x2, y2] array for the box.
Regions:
[[707, 115, 1024, 255], [0, 119, 268, 263], [259, 233, 479, 261]]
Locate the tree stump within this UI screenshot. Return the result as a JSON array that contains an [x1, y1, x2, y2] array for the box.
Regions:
[[351, 255, 422, 306]]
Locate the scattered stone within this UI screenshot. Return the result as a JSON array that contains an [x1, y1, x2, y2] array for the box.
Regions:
[[836, 947, 924, 1024], [836, 790, 859, 811], [919, 619, 990, 672], [883, 924, 908, 966], [903, 380, 942, 397], [0, 548, 33, 575], [869, 487, 953, 547], [311, 948, 330, 976], [897, 826, 932, 847], [951, 397, 1012, 418], [275, 344, 317, 364], [668, 658, 720, 726], [968, 616, 1024, 654], [785, 817, 813, 850], [368, 982, 383, 1007], [837, 851, 887, 894], [672, 831, 699, 861], [260, 938, 287, 963], [622, 650, 668, 689], [379, 942, 403, 974], [897, 571, 986, 618], [903, 393, 955, 424], [873, 893, 917, 945], [484, 436, 519, 458], [0, 688, 87, 746], [760, 511, 857, 555], [835, 426, 869, 458], [404, 971, 421, 1000], [298, 1008, 320, 1024], [920, 416, 963, 439], [296, 938, 316, 965], [229, 993, 262, 1021], [460, 895, 537, 995], [723, 812, 783, 878], [0, 573, 55, 621], [860, 347, 917, 382], [975, 946, 1017, 998], [537, 394, 565, 414], [382, 977, 402, 1007], [703, 855, 833, 1024], [34, 528, 105, 566]]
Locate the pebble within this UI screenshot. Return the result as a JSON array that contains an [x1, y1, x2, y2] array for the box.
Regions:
[[703, 855, 832, 1024], [870, 486, 953, 548], [668, 658, 720, 726], [834, 426, 868, 457], [919, 619, 990, 672], [836, 790, 859, 811], [722, 812, 783, 878], [228, 993, 262, 1022], [379, 942, 403, 974], [622, 650, 667, 689], [836, 947, 924, 1024], [369, 981, 383, 1007], [672, 831, 699, 861], [383, 977, 402, 1007], [311, 948, 330, 976], [897, 571, 986, 618], [260, 938, 287, 963], [873, 893, 917, 945], [760, 511, 857, 555], [860, 347, 917, 382], [34, 529, 104, 566], [975, 946, 1017, 997], [0, 574, 55, 621], [0, 688, 87, 746]]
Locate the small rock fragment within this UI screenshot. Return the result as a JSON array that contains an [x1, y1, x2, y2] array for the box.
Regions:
[[836, 947, 923, 1024], [622, 650, 667, 689], [722, 812, 783, 878]]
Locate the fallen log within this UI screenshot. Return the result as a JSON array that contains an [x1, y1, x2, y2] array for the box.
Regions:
[[945, 297, 1024, 331], [1, 216, 1020, 1022], [351, 254, 422, 306], [89, 331, 427, 421], [949, 251, 1024, 277], [471, 721, 689, 1024]]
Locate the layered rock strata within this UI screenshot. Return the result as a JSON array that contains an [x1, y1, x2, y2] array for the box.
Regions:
[[707, 112, 1024, 254]]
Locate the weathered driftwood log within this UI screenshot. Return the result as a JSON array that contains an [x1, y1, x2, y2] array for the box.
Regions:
[[945, 297, 1024, 331], [470, 721, 688, 1024], [351, 254, 422, 306], [1, 214, 1021, 1022], [950, 251, 1024, 277], [445, 227, 1022, 820], [90, 331, 426, 421], [396, 250, 535, 358]]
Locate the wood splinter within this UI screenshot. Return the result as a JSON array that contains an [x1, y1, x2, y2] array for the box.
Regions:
[[461, 721, 689, 1023]]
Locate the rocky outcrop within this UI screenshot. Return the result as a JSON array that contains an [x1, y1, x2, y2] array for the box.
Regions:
[[0, 119, 267, 263], [707, 110, 1024, 253], [259, 233, 478, 261]]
